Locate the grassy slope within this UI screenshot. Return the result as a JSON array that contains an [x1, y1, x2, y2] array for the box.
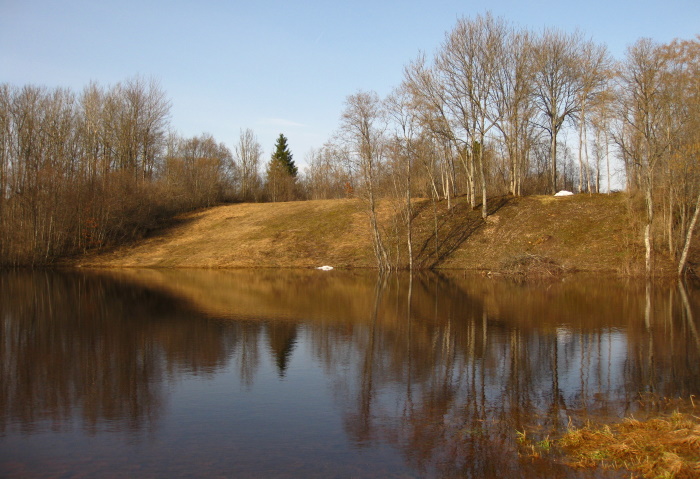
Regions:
[[77, 193, 677, 274], [80, 199, 376, 269], [438, 193, 643, 273]]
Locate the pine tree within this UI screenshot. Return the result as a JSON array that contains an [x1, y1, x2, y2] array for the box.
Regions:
[[265, 133, 297, 201], [270, 133, 297, 176]]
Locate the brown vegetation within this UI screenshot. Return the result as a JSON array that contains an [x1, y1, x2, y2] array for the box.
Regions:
[[77, 199, 376, 269], [517, 397, 700, 479], [559, 412, 700, 478], [0, 78, 242, 266], [77, 192, 680, 274]]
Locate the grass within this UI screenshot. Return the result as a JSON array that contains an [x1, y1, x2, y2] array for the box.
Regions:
[[76, 193, 680, 273], [561, 412, 700, 478], [79, 199, 376, 269], [518, 407, 700, 478]]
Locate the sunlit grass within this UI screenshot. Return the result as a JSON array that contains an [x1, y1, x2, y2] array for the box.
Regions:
[[519, 409, 700, 478]]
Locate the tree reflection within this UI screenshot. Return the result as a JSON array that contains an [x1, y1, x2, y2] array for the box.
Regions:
[[0, 270, 238, 436], [311, 273, 700, 476], [2, 269, 699, 477], [266, 321, 298, 377]]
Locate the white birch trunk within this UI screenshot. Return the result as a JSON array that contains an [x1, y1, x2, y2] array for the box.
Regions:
[[677, 191, 700, 276]]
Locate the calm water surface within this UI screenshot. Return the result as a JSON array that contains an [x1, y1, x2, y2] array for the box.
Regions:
[[1, 269, 699, 478]]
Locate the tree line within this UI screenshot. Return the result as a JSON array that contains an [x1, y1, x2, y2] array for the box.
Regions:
[[0, 76, 305, 265], [302, 14, 699, 274]]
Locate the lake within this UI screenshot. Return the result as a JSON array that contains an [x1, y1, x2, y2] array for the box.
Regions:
[[1, 269, 699, 478]]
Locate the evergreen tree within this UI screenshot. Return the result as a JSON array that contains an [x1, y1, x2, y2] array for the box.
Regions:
[[265, 133, 297, 201], [270, 133, 297, 176]]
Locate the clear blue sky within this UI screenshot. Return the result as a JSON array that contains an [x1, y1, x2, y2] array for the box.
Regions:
[[2, 0, 698, 170]]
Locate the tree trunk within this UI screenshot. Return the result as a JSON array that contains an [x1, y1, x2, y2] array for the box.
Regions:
[[550, 130, 558, 194], [677, 191, 700, 276], [605, 129, 611, 194], [578, 116, 584, 193], [478, 136, 488, 219], [645, 185, 654, 276], [406, 158, 413, 271]]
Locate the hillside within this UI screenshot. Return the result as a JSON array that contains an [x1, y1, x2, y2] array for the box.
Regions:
[[76, 193, 678, 274]]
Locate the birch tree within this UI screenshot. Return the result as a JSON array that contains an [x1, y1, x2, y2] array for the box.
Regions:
[[404, 55, 461, 209], [386, 84, 419, 269], [576, 41, 612, 193], [493, 28, 536, 196], [615, 38, 671, 275], [340, 91, 391, 270]]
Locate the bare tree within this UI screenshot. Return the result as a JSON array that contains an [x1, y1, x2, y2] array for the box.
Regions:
[[304, 141, 352, 200], [615, 38, 671, 275], [532, 29, 587, 194], [588, 88, 615, 194], [386, 84, 419, 269], [493, 28, 537, 196], [438, 13, 509, 218], [404, 55, 461, 209], [659, 37, 700, 275], [576, 41, 612, 193], [340, 91, 391, 270], [165, 133, 232, 208], [233, 128, 262, 201]]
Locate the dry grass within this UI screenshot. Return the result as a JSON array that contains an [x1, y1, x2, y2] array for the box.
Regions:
[[78, 199, 377, 269], [76, 193, 665, 273], [499, 253, 566, 279], [558, 412, 700, 478], [438, 193, 659, 274]]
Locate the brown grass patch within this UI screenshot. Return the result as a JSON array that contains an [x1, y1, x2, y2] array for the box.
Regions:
[[499, 253, 566, 279], [559, 411, 700, 478], [436, 193, 652, 274], [76, 193, 661, 273], [78, 199, 377, 269]]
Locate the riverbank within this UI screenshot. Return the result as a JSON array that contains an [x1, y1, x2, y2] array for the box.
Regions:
[[75, 193, 681, 274]]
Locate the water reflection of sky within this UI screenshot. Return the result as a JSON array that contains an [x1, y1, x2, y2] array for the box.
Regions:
[[556, 328, 628, 408]]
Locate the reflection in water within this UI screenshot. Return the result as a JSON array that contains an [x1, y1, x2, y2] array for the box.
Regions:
[[1, 269, 699, 478], [0, 271, 236, 438], [267, 322, 298, 377]]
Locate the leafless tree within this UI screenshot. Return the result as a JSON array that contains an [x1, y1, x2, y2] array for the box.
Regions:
[[615, 38, 671, 275], [233, 128, 262, 201], [532, 29, 587, 194], [340, 90, 391, 270], [659, 37, 700, 275], [304, 141, 352, 200], [165, 133, 232, 208], [404, 55, 461, 209], [437, 13, 508, 218], [575, 41, 613, 193], [493, 28, 537, 196], [386, 84, 421, 269]]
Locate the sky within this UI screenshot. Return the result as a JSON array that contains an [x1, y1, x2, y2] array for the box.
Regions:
[[2, 0, 699, 171]]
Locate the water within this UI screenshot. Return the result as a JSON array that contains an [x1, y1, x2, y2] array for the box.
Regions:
[[1, 269, 698, 478]]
